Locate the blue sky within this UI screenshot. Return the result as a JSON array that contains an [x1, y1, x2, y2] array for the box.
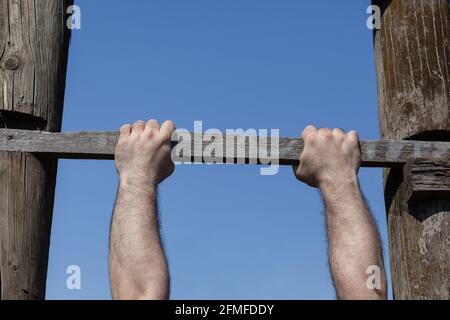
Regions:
[[46, 0, 393, 299]]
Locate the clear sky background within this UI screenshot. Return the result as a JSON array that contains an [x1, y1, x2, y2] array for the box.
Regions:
[[46, 0, 393, 300]]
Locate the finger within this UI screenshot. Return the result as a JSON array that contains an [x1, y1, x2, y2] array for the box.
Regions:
[[318, 127, 333, 135], [301, 125, 318, 139], [119, 124, 131, 137], [148, 119, 161, 130], [333, 127, 345, 135], [144, 119, 161, 136], [347, 130, 359, 139], [346, 130, 359, 143], [131, 120, 145, 134], [318, 128, 333, 141], [160, 120, 176, 139], [333, 128, 346, 139]]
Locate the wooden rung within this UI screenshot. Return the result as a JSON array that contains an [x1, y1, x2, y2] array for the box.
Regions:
[[0, 129, 449, 167]]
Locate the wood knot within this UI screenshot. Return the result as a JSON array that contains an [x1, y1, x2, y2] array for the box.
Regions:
[[1, 55, 20, 70], [7, 135, 14, 141]]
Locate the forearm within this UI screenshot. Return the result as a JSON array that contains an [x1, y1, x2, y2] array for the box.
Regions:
[[320, 177, 387, 300], [109, 180, 169, 300]]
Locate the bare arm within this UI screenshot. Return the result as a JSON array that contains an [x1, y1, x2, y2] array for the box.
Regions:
[[294, 126, 387, 300], [109, 119, 175, 300]]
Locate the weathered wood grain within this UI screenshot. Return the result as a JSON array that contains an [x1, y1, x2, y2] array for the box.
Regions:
[[374, 0, 450, 140], [404, 159, 450, 205], [373, 0, 450, 299], [0, 0, 71, 131], [0, 129, 449, 167], [0, 152, 57, 300], [0, 0, 72, 300]]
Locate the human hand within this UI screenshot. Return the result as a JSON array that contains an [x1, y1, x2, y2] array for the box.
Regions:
[[115, 119, 176, 187], [293, 125, 361, 189]]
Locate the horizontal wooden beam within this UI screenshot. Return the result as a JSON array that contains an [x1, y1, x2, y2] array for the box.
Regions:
[[0, 129, 449, 167]]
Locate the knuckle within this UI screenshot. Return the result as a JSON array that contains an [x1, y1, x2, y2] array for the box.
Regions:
[[299, 151, 311, 164], [319, 128, 332, 136], [161, 134, 171, 143], [332, 128, 345, 136], [148, 119, 160, 127], [301, 125, 317, 138], [333, 130, 345, 142], [347, 131, 359, 143], [115, 140, 129, 153], [322, 132, 333, 140], [146, 127, 160, 139], [153, 134, 163, 143], [299, 153, 306, 162], [147, 126, 156, 135], [303, 138, 316, 149], [307, 134, 318, 144], [152, 132, 166, 144], [117, 138, 126, 145]]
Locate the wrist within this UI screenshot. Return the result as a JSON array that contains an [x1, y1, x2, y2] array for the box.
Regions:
[[119, 174, 158, 191], [318, 173, 359, 194]]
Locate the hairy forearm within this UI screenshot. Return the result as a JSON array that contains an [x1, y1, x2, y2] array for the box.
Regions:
[[109, 180, 169, 300], [320, 177, 387, 300]]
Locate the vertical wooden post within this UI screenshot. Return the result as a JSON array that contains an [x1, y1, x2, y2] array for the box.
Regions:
[[0, 0, 72, 299], [373, 0, 450, 299]]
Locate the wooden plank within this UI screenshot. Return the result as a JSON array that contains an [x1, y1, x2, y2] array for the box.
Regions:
[[0, 129, 449, 167], [373, 0, 450, 299], [404, 159, 450, 205]]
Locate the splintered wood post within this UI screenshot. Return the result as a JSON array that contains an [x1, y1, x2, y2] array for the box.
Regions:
[[373, 0, 450, 299], [0, 0, 73, 299]]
